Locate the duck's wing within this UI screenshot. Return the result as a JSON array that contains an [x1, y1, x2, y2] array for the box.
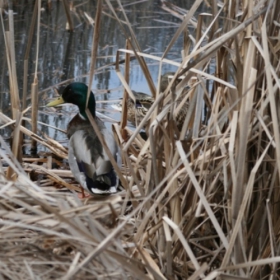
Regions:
[[68, 140, 88, 191], [68, 125, 118, 194], [133, 91, 154, 108]]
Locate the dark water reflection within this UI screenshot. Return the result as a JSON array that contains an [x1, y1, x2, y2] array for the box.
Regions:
[[0, 0, 204, 150]]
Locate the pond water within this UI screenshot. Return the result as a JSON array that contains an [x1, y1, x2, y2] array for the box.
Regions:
[[0, 0, 206, 152]]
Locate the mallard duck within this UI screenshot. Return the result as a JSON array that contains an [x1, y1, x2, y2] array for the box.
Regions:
[[112, 73, 188, 128], [111, 91, 154, 126], [47, 82, 119, 195]]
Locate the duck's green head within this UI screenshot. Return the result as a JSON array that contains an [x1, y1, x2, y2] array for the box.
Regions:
[[47, 82, 96, 119]]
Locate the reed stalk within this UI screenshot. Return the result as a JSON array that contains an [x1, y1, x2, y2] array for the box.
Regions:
[[31, 0, 41, 153], [22, 0, 38, 110], [62, 0, 74, 31], [120, 39, 130, 133], [1, 9, 22, 178]]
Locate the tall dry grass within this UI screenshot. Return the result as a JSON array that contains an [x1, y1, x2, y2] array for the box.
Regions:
[[1, 0, 280, 279]]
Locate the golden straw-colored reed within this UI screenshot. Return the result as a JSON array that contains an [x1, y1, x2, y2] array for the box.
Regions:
[[1, 0, 280, 279]]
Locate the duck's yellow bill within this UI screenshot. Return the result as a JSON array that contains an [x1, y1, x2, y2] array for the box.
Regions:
[[46, 97, 65, 107]]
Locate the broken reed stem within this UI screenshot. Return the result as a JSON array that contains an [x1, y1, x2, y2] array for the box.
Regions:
[[62, 0, 73, 31]]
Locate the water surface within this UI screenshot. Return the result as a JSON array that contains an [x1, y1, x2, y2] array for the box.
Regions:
[[0, 0, 204, 150]]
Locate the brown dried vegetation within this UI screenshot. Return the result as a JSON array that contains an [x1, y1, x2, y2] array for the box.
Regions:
[[1, 0, 280, 279]]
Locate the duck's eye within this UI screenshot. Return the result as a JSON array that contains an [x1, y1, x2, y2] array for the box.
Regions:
[[135, 100, 142, 108]]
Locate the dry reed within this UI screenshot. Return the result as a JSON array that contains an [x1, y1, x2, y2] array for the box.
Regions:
[[1, 0, 280, 279]]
